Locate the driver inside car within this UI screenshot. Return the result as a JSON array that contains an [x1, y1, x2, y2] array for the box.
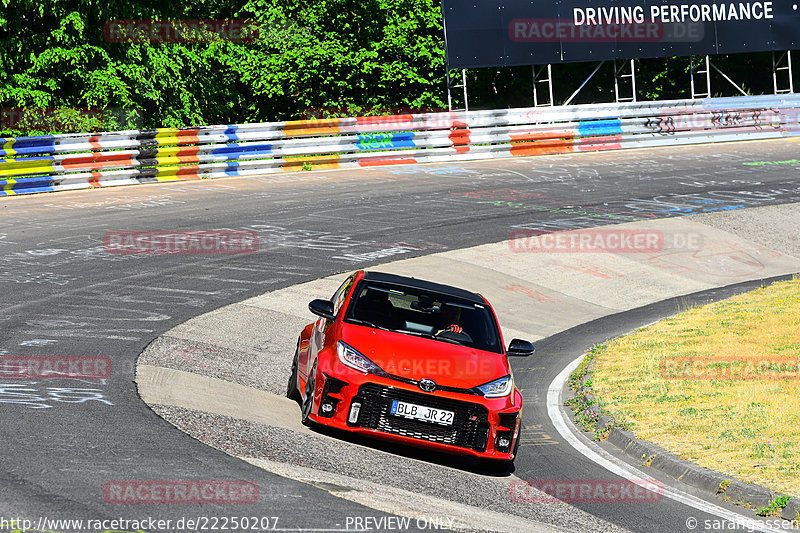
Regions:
[[435, 304, 463, 335]]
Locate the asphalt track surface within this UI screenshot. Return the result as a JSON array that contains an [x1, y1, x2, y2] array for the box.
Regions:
[[1, 139, 799, 532]]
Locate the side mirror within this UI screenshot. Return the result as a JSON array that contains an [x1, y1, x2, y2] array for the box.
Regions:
[[308, 299, 335, 320], [508, 338, 535, 357]]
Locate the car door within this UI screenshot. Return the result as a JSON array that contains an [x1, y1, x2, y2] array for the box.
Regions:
[[302, 273, 355, 381]]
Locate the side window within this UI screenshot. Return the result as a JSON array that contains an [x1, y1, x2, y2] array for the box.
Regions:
[[331, 275, 355, 317]]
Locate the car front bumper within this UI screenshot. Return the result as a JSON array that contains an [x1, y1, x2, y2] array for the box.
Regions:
[[309, 371, 522, 460]]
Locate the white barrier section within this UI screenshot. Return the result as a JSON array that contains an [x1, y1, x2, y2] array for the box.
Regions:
[[2, 94, 799, 195]]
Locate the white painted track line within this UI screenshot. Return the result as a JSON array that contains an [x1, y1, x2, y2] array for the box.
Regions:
[[547, 355, 789, 533]]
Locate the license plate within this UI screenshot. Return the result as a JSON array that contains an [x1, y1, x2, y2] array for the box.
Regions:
[[390, 400, 454, 426]]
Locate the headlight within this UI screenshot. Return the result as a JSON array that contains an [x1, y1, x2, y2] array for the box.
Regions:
[[337, 341, 382, 374], [476, 375, 513, 398]]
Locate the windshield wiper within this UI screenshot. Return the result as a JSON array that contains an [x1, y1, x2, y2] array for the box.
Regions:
[[398, 329, 466, 345], [347, 318, 391, 331], [395, 329, 433, 338], [433, 336, 465, 346]]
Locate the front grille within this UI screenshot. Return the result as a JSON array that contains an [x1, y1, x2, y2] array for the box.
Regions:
[[352, 383, 490, 451]]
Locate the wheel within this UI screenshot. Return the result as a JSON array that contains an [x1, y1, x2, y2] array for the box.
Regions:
[[286, 340, 301, 402], [301, 361, 317, 427]]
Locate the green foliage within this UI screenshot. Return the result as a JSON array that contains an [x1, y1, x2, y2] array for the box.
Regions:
[[756, 495, 791, 516], [1, 0, 447, 135], [568, 349, 596, 391]]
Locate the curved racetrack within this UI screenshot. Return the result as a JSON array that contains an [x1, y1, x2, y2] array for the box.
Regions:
[[2, 139, 799, 532]]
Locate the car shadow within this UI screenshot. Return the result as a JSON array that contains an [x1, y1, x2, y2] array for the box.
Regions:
[[309, 422, 516, 477]]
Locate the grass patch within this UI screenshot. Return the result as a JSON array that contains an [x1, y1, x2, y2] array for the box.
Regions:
[[590, 278, 800, 497], [564, 345, 631, 440], [756, 495, 791, 517]]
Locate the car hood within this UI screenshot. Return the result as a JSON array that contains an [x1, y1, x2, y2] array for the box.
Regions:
[[341, 324, 509, 388]]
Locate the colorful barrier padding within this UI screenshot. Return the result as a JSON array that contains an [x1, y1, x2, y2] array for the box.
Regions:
[[2, 95, 799, 195]]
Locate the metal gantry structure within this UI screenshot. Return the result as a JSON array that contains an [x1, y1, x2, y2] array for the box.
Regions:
[[447, 51, 796, 111]]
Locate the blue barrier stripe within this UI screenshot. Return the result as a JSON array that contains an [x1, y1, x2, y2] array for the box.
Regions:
[[210, 144, 273, 157], [2, 145, 60, 156], [578, 119, 623, 136], [2, 184, 57, 195], [2, 174, 56, 187], [2, 135, 58, 156], [223, 125, 239, 141], [1, 174, 58, 195], [356, 132, 416, 151]]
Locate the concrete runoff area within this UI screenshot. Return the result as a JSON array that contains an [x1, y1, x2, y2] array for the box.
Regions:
[[137, 202, 800, 531]]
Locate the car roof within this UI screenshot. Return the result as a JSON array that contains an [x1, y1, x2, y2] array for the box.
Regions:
[[362, 271, 485, 304]]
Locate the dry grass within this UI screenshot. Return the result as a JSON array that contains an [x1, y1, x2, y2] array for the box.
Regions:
[[591, 278, 800, 496]]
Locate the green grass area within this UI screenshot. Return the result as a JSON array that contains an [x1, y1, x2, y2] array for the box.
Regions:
[[584, 278, 800, 496]]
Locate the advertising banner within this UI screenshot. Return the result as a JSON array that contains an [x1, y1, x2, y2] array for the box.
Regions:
[[442, 0, 800, 68]]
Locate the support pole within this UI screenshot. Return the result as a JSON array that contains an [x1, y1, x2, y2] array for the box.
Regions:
[[563, 61, 605, 106], [446, 69, 453, 112], [462, 69, 469, 112], [533, 64, 554, 107], [690, 56, 711, 99], [614, 59, 637, 103], [710, 62, 748, 97], [445, 69, 468, 111], [773, 51, 795, 94]]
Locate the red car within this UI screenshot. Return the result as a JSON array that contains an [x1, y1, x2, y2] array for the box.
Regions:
[[286, 271, 535, 465]]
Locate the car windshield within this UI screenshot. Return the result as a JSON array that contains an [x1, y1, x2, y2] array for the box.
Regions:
[[344, 281, 502, 353]]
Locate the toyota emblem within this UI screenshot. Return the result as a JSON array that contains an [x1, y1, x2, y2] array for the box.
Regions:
[[418, 378, 437, 393]]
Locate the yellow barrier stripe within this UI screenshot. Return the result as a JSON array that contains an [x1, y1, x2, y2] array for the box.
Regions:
[[0, 159, 57, 178], [2, 139, 15, 157], [280, 154, 341, 171], [2, 178, 18, 195]]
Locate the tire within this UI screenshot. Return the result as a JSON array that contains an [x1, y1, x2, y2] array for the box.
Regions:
[[286, 341, 301, 402], [300, 361, 317, 427]]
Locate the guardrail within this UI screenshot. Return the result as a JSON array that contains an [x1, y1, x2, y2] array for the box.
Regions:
[[2, 94, 799, 196]]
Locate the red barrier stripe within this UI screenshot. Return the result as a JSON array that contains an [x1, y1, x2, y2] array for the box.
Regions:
[[175, 129, 200, 145], [175, 166, 203, 177], [60, 154, 135, 170], [576, 135, 623, 151], [89, 134, 102, 152], [449, 122, 471, 153], [509, 130, 576, 142], [510, 140, 574, 156], [175, 146, 201, 156]]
